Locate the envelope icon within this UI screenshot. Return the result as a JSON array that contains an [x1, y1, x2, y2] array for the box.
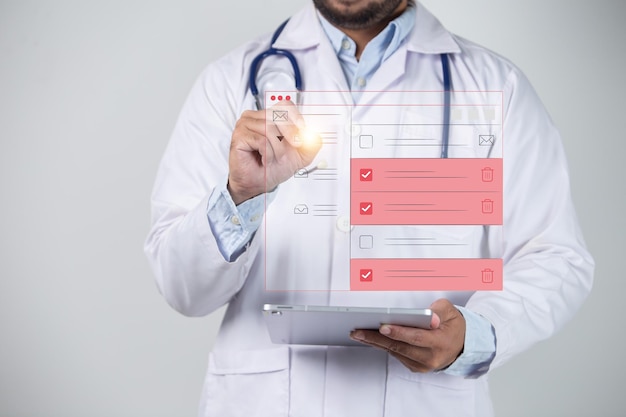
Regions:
[[294, 204, 308, 214], [272, 110, 288, 122], [479, 135, 494, 146], [294, 168, 308, 178]]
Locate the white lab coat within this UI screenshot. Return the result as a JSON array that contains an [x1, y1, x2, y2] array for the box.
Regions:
[[144, 3, 594, 417]]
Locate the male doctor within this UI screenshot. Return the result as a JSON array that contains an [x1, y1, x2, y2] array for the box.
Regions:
[[145, 1, 594, 416]]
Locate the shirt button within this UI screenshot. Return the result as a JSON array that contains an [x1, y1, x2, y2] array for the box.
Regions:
[[357, 77, 366, 87], [341, 39, 351, 50], [250, 214, 260, 222], [231, 215, 240, 225], [346, 122, 361, 136], [336, 216, 352, 233]]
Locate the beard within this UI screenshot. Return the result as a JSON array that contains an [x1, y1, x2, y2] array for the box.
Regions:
[[313, 0, 405, 30]]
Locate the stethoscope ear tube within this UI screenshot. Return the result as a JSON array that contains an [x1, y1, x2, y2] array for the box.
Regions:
[[440, 53, 451, 159], [250, 19, 452, 158]]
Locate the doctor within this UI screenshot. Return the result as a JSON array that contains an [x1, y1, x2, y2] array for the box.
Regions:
[[145, 1, 594, 416]]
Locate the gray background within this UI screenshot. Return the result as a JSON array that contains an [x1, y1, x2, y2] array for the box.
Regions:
[[1, 0, 624, 416]]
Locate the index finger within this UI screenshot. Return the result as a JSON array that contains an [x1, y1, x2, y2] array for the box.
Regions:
[[266, 100, 305, 147]]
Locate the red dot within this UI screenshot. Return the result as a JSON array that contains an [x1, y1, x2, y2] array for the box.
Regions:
[[270, 95, 276, 101], [278, 95, 283, 101], [286, 95, 291, 101]]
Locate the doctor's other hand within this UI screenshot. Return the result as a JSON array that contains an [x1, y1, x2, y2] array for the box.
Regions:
[[228, 101, 322, 205], [350, 299, 465, 373]]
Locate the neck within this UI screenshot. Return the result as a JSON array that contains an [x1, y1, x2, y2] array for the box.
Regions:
[[337, 0, 408, 60]]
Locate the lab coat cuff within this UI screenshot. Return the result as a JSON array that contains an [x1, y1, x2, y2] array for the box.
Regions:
[[441, 305, 496, 378]]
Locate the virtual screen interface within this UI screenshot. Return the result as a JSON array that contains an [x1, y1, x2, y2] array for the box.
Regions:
[[264, 90, 503, 292]]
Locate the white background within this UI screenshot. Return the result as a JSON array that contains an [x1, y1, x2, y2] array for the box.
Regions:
[[1, 0, 624, 416]]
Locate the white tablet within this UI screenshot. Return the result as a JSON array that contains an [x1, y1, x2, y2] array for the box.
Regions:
[[262, 304, 432, 346]]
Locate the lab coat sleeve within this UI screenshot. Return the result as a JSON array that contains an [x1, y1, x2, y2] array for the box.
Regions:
[[465, 69, 595, 369], [144, 55, 259, 317]]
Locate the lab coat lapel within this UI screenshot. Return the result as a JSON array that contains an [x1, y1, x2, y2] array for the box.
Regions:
[[408, 3, 461, 54], [271, 2, 320, 52], [314, 34, 352, 92], [354, 3, 462, 106], [272, 2, 350, 93]]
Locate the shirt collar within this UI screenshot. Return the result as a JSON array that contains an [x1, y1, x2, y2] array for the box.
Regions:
[[272, 1, 460, 55], [317, 12, 346, 55], [316, 3, 416, 60]]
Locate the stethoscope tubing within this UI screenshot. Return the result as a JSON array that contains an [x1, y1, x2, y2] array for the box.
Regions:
[[250, 19, 452, 158]]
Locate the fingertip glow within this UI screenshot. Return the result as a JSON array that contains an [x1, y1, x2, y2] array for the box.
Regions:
[[298, 127, 319, 145]]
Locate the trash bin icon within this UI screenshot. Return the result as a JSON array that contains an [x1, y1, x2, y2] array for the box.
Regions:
[[481, 269, 494, 283], [481, 199, 494, 214], [482, 167, 493, 182]]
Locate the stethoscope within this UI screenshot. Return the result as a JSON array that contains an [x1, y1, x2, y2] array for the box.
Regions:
[[249, 19, 452, 158]]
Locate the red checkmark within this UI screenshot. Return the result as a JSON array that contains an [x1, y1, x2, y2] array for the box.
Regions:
[[360, 202, 373, 215], [360, 269, 373, 281], [360, 169, 373, 181]]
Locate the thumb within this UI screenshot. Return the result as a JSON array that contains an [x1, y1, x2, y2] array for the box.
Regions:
[[429, 298, 457, 328], [430, 311, 441, 329]]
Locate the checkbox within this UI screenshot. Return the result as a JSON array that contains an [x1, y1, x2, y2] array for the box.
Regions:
[[359, 135, 373, 149], [360, 269, 373, 282], [360, 202, 373, 215], [359, 235, 374, 249], [360, 168, 373, 181]]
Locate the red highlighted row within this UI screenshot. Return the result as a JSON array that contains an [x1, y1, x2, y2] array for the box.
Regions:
[[351, 158, 502, 225], [350, 258, 503, 291], [350, 193, 501, 225]]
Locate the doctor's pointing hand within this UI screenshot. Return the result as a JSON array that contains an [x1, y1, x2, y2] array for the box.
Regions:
[[227, 101, 322, 205]]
